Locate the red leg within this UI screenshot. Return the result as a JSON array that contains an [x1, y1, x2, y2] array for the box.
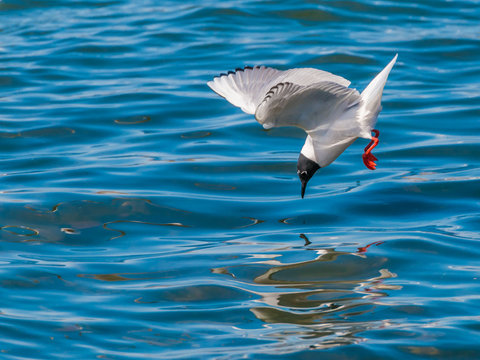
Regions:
[[362, 129, 380, 170], [357, 240, 384, 253]]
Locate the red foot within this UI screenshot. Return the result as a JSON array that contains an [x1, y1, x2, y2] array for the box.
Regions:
[[362, 129, 380, 170]]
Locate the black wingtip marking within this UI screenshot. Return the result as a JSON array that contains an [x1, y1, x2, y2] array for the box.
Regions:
[[212, 65, 259, 80], [260, 82, 297, 105], [265, 82, 293, 96]]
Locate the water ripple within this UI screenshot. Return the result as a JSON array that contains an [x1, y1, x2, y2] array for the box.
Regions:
[[0, 0, 479, 359]]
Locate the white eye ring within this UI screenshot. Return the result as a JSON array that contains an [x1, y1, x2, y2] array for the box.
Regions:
[[297, 170, 308, 175]]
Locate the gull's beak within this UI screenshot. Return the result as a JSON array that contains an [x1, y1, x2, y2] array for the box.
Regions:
[[301, 180, 307, 199]]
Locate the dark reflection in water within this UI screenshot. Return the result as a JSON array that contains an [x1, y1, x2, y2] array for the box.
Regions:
[[1, 225, 39, 237], [0, 197, 194, 247], [300, 233, 312, 246], [212, 240, 401, 351], [103, 219, 189, 240], [114, 115, 151, 125]]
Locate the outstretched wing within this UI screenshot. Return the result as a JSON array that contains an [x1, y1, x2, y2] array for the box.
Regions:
[[207, 66, 351, 115], [207, 66, 282, 114], [254, 81, 361, 133]]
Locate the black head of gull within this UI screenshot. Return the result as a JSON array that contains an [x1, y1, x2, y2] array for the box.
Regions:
[[297, 153, 320, 198]]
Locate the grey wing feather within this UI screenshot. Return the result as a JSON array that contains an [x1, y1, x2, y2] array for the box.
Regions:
[[261, 82, 303, 105], [255, 81, 361, 132], [207, 66, 351, 115], [280, 68, 351, 88]]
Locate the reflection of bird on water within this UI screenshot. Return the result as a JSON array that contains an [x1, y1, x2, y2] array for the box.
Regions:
[[299, 233, 311, 246], [208, 55, 397, 197], [212, 241, 400, 350]]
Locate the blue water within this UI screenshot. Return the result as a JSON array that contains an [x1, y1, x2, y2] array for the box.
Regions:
[[1, 0, 480, 358]]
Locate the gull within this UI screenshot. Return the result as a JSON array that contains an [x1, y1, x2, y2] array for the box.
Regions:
[[207, 54, 397, 198]]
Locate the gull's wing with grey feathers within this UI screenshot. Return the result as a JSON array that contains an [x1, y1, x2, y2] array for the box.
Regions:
[[207, 66, 351, 115], [255, 81, 361, 134], [254, 81, 363, 168]]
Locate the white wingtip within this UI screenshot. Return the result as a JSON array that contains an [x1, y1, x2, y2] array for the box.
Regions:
[[207, 67, 281, 115], [357, 54, 398, 135], [362, 54, 397, 99]]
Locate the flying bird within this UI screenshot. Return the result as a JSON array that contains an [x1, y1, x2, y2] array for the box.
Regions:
[[207, 54, 397, 198]]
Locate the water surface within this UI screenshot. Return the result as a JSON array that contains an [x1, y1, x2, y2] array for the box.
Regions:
[[1, 0, 480, 359]]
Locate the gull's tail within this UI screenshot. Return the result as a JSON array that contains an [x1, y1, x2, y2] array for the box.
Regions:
[[357, 54, 397, 138]]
